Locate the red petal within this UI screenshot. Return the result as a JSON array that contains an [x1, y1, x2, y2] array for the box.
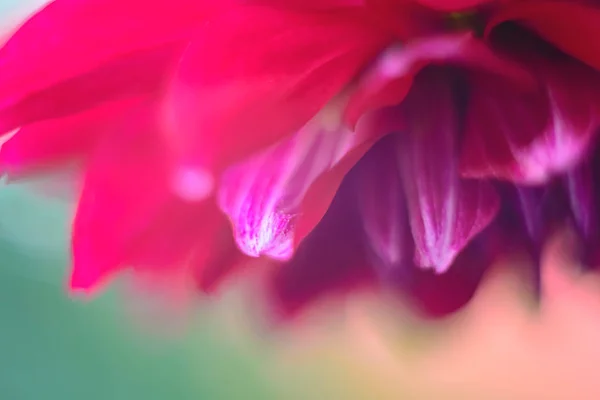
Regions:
[[399, 71, 500, 273], [193, 222, 247, 293], [69, 100, 220, 293], [402, 239, 488, 318], [0, 44, 183, 135], [163, 5, 392, 173], [344, 32, 535, 127], [0, 0, 226, 107], [461, 60, 600, 183], [0, 97, 145, 179], [487, 1, 600, 71]]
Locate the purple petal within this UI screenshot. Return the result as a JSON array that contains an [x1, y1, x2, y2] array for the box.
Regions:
[[566, 161, 597, 243], [398, 70, 500, 274], [462, 59, 600, 184], [354, 136, 412, 276], [267, 170, 373, 319], [511, 183, 567, 298], [218, 121, 354, 261], [460, 72, 547, 182], [564, 152, 600, 266]]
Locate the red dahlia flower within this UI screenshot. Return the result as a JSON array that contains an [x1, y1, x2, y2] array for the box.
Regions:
[[1, 0, 600, 318]]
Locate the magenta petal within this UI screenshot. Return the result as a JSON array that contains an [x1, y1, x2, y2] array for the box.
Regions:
[[218, 123, 355, 261], [564, 156, 600, 266], [355, 136, 412, 274], [0, 45, 182, 135], [267, 172, 372, 318], [402, 238, 489, 318], [462, 60, 600, 184], [399, 72, 500, 273], [344, 32, 535, 127], [460, 73, 547, 182], [70, 100, 172, 291], [0, 97, 145, 178], [0, 0, 226, 108], [566, 161, 597, 245]]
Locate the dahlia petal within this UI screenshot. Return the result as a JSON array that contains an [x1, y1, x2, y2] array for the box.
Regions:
[[0, 0, 225, 107], [515, 186, 551, 246], [511, 183, 567, 296], [564, 158, 600, 265], [100, 200, 227, 328], [487, 1, 600, 71], [292, 107, 404, 247], [252, 0, 365, 9], [355, 136, 412, 275], [218, 121, 355, 261], [462, 61, 600, 183], [267, 174, 373, 318], [399, 72, 500, 273], [0, 97, 145, 179], [401, 238, 489, 318], [460, 73, 547, 182], [192, 223, 247, 293], [164, 5, 392, 173], [344, 32, 535, 127], [69, 100, 218, 292], [0, 44, 183, 135], [125, 202, 222, 275]]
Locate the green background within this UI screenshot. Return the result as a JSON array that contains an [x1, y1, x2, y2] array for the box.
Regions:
[[0, 183, 278, 399]]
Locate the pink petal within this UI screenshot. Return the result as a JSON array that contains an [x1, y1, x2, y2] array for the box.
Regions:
[[163, 5, 392, 174], [344, 32, 535, 127], [70, 100, 219, 293], [0, 97, 146, 179], [218, 122, 356, 261], [0, 0, 227, 109], [252, 0, 366, 9], [461, 60, 600, 184], [399, 71, 500, 273], [0, 44, 183, 135], [192, 222, 248, 293]]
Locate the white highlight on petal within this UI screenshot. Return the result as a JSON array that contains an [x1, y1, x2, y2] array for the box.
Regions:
[[513, 88, 597, 184]]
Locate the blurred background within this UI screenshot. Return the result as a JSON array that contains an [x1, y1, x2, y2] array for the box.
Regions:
[[2, 1, 600, 399]]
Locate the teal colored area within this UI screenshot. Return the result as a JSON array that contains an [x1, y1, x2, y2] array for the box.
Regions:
[[0, 184, 276, 400]]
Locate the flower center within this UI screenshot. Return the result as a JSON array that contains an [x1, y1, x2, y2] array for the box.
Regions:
[[445, 11, 484, 36]]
